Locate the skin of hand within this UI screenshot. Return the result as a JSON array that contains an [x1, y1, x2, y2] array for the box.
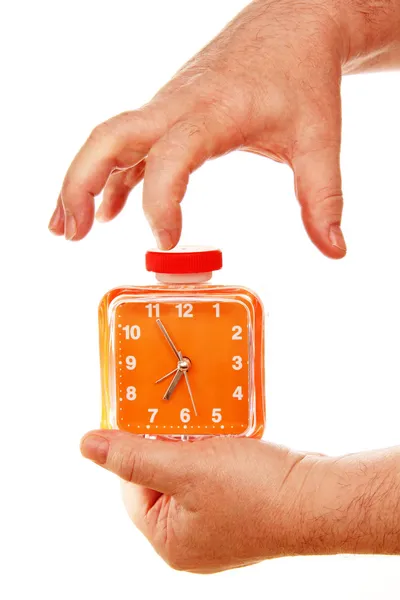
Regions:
[[80, 432, 400, 573], [49, 0, 400, 257]]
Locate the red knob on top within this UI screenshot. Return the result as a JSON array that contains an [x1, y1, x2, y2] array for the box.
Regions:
[[146, 246, 223, 274]]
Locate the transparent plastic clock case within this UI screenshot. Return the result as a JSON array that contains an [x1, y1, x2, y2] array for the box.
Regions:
[[99, 247, 265, 440]]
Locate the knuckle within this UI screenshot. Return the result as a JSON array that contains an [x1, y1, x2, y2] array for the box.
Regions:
[[172, 119, 203, 139], [88, 110, 149, 145], [113, 107, 165, 141], [311, 189, 343, 214], [146, 117, 210, 171], [111, 110, 146, 133], [113, 445, 145, 484], [147, 141, 185, 166], [88, 120, 114, 144], [151, 120, 203, 159]]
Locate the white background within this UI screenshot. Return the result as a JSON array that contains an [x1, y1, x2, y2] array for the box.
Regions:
[[1, 0, 399, 598]]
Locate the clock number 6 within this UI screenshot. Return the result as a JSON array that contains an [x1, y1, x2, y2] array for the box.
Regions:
[[180, 408, 191, 423], [232, 356, 243, 370]]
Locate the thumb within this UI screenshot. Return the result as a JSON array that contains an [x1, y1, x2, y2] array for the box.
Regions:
[[80, 430, 188, 494], [292, 142, 346, 259]]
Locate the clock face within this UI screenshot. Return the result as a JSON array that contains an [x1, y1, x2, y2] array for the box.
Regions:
[[111, 297, 253, 436]]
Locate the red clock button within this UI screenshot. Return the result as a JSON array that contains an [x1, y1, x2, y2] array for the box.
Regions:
[[146, 246, 223, 274]]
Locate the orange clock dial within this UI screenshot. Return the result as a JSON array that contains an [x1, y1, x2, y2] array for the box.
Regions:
[[113, 298, 252, 436]]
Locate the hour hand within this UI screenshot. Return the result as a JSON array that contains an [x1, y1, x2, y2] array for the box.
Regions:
[[163, 369, 183, 400]]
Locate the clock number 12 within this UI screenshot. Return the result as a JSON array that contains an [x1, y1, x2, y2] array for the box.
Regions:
[[175, 303, 193, 318]]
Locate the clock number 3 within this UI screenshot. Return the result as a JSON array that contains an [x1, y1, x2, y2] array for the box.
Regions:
[[232, 356, 243, 370]]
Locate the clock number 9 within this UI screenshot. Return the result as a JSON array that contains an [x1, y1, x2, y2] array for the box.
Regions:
[[232, 356, 243, 370], [126, 386, 137, 401], [122, 325, 141, 340], [125, 355, 136, 370]]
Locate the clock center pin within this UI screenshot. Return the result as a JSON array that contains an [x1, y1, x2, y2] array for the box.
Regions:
[[178, 357, 191, 372]]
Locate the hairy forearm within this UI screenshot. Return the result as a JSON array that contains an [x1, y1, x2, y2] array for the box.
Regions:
[[300, 447, 400, 555], [340, 0, 400, 73]]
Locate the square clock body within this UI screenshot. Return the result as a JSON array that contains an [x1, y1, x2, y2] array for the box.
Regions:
[[99, 247, 265, 439]]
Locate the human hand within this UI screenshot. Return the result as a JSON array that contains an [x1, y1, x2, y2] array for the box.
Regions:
[[49, 0, 400, 258], [80, 432, 318, 572], [80, 431, 400, 573]]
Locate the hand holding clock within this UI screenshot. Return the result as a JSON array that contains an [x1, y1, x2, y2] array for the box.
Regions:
[[81, 432, 400, 572]]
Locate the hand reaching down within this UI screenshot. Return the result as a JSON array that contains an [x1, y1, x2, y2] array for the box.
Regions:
[[49, 0, 400, 257]]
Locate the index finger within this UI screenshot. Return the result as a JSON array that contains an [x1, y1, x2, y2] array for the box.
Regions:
[[58, 110, 165, 240]]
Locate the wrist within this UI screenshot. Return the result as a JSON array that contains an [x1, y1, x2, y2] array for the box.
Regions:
[[338, 0, 400, 71], [297, 449, 400, 555]]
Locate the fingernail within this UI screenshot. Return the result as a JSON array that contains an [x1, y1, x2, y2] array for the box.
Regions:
[[80, 434, 109, 464], [95, 205, 108, 223], [329, 224, 346, 253], [155, 229, 173, 250], [65, 213, 77, 240], [48, 205, 62, 233]]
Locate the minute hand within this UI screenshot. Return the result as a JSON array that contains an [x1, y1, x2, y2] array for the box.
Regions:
[[156, 319, 181, 360]]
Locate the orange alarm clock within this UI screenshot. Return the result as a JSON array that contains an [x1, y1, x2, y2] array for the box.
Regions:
[[99, 247, 265, 439]]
